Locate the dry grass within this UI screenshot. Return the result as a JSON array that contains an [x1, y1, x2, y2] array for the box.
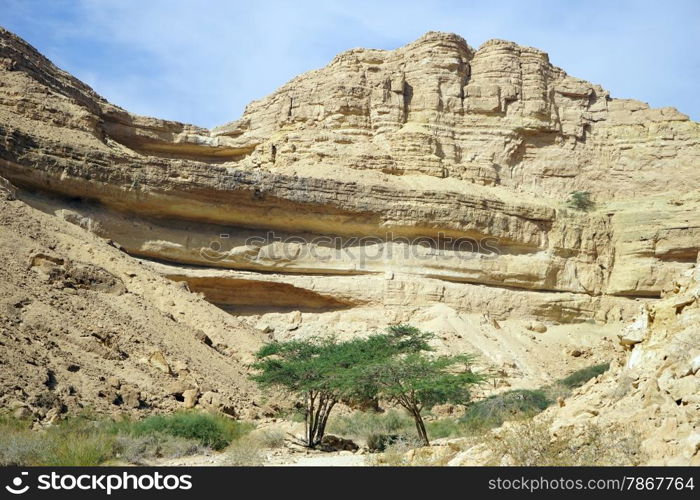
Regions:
[[0, 411, 253, 466], [225, 436, 265, 466], [488, 419, 646, 466], [365, 435, 425, 466], [253, 429, 286, 449], [113, 433, 205, 464], [224, 429, 287, 466]]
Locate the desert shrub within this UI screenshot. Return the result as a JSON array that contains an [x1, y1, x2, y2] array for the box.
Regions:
[[568, 424, 646, 466], [558, 363, 610, 389], [29, 415, 116, 466], [224, 428, 288, 466], [0, 413, 33, 432], [42, 433, 115, 466], [489, 419, 645, 466], [0, 415, 115, 466], [328, 410, 413, 444], [253, 429, 286, 449], [459, 389, 553, 433], [611, 374, 635, 401], [366, 435, 424, 466], [425, 418, 472, 439], [454, 364, 609, 435], [114, 433, 205, 464], [0, 414, 41, 465], [0, 411, 251, 465], [119, 411, 252, 450], [225, 436, 265, 466], [566, 191, 595, 211], [0, 432, 48, 465]]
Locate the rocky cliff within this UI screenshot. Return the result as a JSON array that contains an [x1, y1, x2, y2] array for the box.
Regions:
[[402, 259, 700, 466], [0, 27, 699, 440]]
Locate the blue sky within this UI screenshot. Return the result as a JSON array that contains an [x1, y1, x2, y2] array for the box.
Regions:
[[2, 0, 699, 128]]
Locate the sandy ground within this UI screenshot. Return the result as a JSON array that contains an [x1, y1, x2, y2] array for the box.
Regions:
[[275, 453, 366, 467], [154, 449, 367, 467]]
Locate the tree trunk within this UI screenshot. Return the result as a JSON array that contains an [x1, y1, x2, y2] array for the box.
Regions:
[[317, 399, 336, 445], [305, 392, 317, 448], [410, 406, 429, 446], [303, 392, 340, 448], [399, 397, 430, 446]]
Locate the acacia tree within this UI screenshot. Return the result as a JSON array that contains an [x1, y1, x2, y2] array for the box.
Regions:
[[251, 326, 431, 448], [361, 352, 485, 446], [251, 338, 340, 447]]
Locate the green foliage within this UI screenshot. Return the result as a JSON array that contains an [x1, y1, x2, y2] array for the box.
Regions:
[[360, 352, 485, 445], [115, 411, 251, 451], [330, 362, 614, 454], [459, 389, 552, 433], [0, 414, 115, 466], [250, 325, 434, 447], [453, 364, 610, 436], [251, 326, 485, 446], [425, 418, 470, 439], [0, 413, 33, 431], [252, 326, 610, 450], [0, 411, 251, 465], [566, 191, 595, 211], [252, 326, 432, 398], [329, 409, 413, 449], [0, 431, 50, 466], [558, 363, 610, 389], [43, 433, 115, 466], [366, 353, 484, 409]]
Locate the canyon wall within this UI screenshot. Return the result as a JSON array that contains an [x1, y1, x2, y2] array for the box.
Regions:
[[1, 25, 698, 463], [2, 29, 699, 330]]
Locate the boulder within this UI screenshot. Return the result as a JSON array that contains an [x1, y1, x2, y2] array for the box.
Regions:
[[119, 385, 142, 409], [13, 406, 32, 419], [106, 376, 121, 389], [182, 389, 199, 409], [319, 435, 359, 452], [148, 351, 172, 375], [194, 330, 213, 346], [526, 321, 547, 333], [690, 355, 700, 375]]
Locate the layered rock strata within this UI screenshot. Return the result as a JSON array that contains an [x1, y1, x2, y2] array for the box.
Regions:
[[1, 27, 699, 326]]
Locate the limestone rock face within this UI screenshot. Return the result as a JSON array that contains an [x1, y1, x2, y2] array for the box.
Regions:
[[1, 27, 698, 326], [402, 262, 700, 466], [0, 179, 263, 419], [0, 27, 699, 424], [540, 263, 700, 465]]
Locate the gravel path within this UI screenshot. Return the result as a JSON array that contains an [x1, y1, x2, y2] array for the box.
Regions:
[[275, 453, 366, 467]]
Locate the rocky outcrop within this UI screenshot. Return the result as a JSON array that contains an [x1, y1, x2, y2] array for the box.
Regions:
[[0, 27, 697, 340], [0, 175, 264, 421], [403, 259, 700, 466], [2, 27, 698, 327]]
